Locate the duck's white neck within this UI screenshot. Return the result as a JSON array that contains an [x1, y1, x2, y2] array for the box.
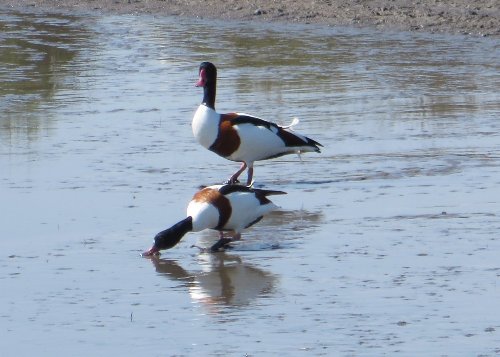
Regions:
[[192, 104, 220, 149], [187, 200, 220, 232]]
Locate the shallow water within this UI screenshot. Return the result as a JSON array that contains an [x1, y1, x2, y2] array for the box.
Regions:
[[1, 7, 500, 356]]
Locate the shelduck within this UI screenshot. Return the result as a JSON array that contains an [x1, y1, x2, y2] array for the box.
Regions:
[[192, 62, 322, 185], [142, 184, 286, 255]]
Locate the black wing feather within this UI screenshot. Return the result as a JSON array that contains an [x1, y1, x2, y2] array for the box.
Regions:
[[218, 184, 286, 198], [230, 114, 322, 151]]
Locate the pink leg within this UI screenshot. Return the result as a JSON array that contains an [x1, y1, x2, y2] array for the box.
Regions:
[[227, 162, 247, 184], [246, 166, 254, 186]]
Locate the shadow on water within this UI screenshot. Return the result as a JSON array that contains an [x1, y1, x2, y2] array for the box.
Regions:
[[147, 253, 277, 313]]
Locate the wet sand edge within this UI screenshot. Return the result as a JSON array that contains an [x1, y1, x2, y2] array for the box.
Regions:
[[2, 0, 499, 38]]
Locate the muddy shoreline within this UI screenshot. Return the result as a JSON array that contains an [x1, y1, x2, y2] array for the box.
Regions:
[[2, 0, 499, 37]]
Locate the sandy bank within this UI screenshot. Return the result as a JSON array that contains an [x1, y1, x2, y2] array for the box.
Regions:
[[2, 0, 499, 37]]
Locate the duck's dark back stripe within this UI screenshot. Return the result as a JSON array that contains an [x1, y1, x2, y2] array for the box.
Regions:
[[276, 128, 310, 147], [231, 115, 275, 130], [209, 113, 241, 157], [218, 185, 286, 205], [228, 114, 322, 151], [193, 187, 232, 229], [252, 188, 286, 204], [218, 184, 253, 196]]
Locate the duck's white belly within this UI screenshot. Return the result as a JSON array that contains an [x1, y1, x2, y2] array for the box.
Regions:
[[192, 105, 219, 149]]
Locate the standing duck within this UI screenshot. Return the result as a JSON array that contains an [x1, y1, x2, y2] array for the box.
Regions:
[[192, 62, 322, 185], [142, 184, 286, 255]]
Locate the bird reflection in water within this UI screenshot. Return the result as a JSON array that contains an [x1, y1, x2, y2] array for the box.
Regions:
[[148, 253, 277, 312], [145, 208, 323, 312]]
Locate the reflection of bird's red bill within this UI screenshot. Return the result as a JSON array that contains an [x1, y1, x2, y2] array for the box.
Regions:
[[142, 246, 159, 257]]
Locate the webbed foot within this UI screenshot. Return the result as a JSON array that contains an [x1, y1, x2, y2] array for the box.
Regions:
[[223, 178, 240, 185], [210, 237, 233, 252]]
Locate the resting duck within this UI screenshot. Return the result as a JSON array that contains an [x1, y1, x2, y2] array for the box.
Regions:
[[142, 184, 286, 255], [192, 62, 322, 185]]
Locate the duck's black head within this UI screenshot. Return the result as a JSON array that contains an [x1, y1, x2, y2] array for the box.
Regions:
[[196, 62, 218, 109], [142, 217, 193, 256], [196, 61, 217, 88]]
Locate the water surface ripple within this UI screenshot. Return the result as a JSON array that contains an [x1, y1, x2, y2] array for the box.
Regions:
[[1, 7, 500, 356]]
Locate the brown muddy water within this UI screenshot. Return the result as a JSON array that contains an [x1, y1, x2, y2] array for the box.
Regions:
[[1, 6, 500, 356]]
